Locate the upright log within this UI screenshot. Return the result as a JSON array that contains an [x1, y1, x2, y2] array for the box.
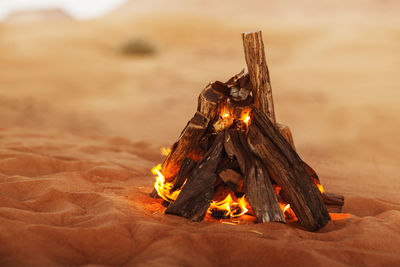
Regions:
[[248, 107, 330, 231], [224, 129, 285, 223], [242, 31, 276, 123]]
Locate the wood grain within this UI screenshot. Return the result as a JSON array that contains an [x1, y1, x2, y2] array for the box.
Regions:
[[242, 31, 276, 123]]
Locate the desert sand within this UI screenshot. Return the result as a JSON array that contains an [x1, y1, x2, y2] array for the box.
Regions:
[[0, 1, 400, 266]]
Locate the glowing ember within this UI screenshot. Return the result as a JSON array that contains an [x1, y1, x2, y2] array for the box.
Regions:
[[208, 194, 249, 218], [151, 146, 346, 223], [279, 202, 297, 221], [221, 105, 231, 118], [151, 161, 250, 218], [240, 108, 251, 127]]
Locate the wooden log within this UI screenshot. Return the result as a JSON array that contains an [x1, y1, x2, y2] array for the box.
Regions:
[[171, 157, 196, 191], [197, 83, 226, 121], [303, 162, 345, 212], [242, 31, 276, 123], [161, 79, 227, 183], [276, 123, 296, 150], [323, 192, 344, 213], [160, 111, 210, 183], [303, 161, 320, 183], [217, 156, 240, 172], [225, 69, 246, 87], [224, 129, 285, 223], [247, 107, 330, 231], [165, 132, 225, 221]]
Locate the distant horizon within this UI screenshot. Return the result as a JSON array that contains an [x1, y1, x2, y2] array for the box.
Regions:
[[0, 0, 125, 20]]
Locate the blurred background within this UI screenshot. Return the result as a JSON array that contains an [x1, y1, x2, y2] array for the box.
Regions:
[[0, 0, 399, 191]]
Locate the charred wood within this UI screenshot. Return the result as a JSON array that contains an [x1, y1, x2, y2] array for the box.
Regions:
[[247, 107, 330, 231], [224, 129, 285, 223], [165, 132, 225, 221], [171, 157, 196, 191]]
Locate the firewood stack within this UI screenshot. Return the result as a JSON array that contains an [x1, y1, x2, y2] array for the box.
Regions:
[[151, 31, 344, 231]]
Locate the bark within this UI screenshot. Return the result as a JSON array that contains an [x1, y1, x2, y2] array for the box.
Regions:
[[171, 157, 196, 192], [161, 112, 209, 183], [165, 132, 225, 221], [247, 107, 330, 231], [276, 123, 296, 150], [224, 129, 285, 223], [242, 31, 276, 123], [323, 192, 344, 213]]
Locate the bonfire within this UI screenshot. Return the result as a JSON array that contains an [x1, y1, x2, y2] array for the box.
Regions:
[[151, 31, 345, 231]]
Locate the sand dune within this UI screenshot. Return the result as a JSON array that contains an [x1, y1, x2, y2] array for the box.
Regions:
[[0, 4, 400, 266]]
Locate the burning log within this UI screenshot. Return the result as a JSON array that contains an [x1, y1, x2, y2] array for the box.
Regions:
[[171, 157, 196, 192], [160, 83, 226, 183], [323, 192, 345, 213], [150, 30, 346, 231], [161, 112, 209, 182], [165, 132, 225, 221], [224, 128, 285, 223], [248, 107, 330, 230]]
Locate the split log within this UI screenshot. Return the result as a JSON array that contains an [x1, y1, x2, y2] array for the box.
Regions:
[[160, 111, 209, 183], [242, 31, 276, 123], [163, 81, 226, 182], [224, 129, 285, 223], [276, 123, 296, 150], [225, 69, 246, 87], [198, 83, 226, 121], [165, 132, 225, 221], [323, 192, 344, 213], [171, 157, 196, 191], [247, 107, 330, 231], [161, 83, 224, 180]]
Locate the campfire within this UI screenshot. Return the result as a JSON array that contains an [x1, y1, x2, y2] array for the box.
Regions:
[[151, 31, 345, 231]]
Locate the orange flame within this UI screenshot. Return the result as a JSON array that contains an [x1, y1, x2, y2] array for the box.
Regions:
[[240, 108, 251, 127], [152, 164, 250, 218], [152, 145, 347, 223], [317, 183, 325, 194], [152, 164, 181, 202], [160, 147, 171, 156], [221, 105, 231, 118], [208, 194, 249, 218], [279, 202, 297, 221]]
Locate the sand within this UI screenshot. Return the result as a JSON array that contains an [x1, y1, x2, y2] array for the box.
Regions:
[[1, 2, 400, 266]]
